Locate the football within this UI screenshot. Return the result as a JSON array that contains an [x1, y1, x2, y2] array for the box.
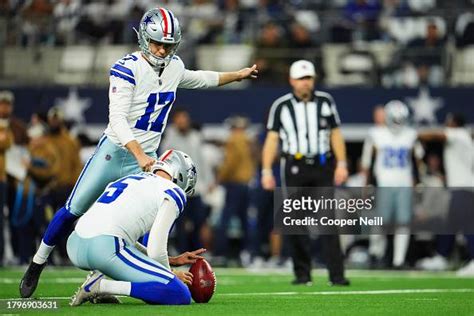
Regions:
[[189, 258, 216, 303]]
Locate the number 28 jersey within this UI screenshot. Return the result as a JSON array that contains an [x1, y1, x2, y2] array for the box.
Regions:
[[104, 52, 219, 153], [363, 126, 424, 187]]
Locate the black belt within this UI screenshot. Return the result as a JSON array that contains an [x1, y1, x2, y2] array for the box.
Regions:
[[282, 153, 332, 166]]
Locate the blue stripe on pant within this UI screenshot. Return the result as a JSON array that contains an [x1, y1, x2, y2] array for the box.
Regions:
[[66, 232, 191, 305]]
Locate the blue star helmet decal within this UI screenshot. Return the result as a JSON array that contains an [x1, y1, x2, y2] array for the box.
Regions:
[[143, 15, 154, 27]]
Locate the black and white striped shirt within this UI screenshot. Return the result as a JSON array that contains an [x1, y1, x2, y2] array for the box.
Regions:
[[266, 91, 341, 157]]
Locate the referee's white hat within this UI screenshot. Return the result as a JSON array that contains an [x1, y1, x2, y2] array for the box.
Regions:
[[290, 60, 316, 79]]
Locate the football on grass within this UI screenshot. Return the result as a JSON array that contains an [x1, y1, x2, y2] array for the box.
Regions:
[[189, 258, 216, 303]]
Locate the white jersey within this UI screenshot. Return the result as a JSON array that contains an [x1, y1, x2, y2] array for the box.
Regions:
[[362, 126, 423, 187], [104, 51, 219, 153], [75, 172, 186, 247], [444, 127, 474, 187]]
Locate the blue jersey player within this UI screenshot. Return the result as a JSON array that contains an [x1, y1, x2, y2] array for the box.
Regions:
[[20, 7, 258, 298]]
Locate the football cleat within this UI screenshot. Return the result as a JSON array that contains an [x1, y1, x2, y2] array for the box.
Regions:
[[416, 255, 448, 271], [456, 260, 474, 277], [19, 261, 47, 298], [329, 278, 351, 286], [291, 278, 313, 286], [70, 271, 104, 306]]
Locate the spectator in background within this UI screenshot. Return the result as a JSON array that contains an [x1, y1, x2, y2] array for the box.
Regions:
[[455, 12, 474, 47], [0, 91, 14, 266], [44, 106, 82, 264], [254, 22, 288, 85], [214, 116, 256, 266], [378, 0, 412, 41], [75, 0, 109, 43], [344, 0, 382, 42], [201, 0, 246, 44], [53, 0, 81, 45], [404, 21, 446, 86], [255, 0, 287, 22], [289, 23, 314, 49], [20, 0, 54, 46], [381, 0, 411, 17], [161, 108, 214, 254], [185, 0, 220, 44], [0, 92, 28, 147], [10, 116, 60, 264]]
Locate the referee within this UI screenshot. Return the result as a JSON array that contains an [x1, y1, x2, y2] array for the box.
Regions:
[[261, 60, 349, 286]]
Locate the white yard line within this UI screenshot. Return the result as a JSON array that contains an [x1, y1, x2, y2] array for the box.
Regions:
[[0, 289, 473, 301], [0, 278, 85, 284], [219, 289, 474, 296]]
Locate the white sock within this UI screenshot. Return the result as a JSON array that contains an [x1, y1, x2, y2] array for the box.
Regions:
[[393, 228, 410, 267], [99, 279, 131, 296], [369, 234, 386, 259], [33, 241, 55, 264]]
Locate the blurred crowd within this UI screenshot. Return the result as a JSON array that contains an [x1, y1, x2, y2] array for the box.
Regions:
[[0, 89, 472, 274], [2, 0, 474, 86], [0, 90, 82, 265]]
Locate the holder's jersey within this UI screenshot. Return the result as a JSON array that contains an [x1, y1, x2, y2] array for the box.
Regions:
[[75, 172, 186, 246], [363, 126, 423, 187], [104, 51, 218, 153]]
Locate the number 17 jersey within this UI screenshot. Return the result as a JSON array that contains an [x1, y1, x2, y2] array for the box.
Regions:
[[104, 51, 218, 153]]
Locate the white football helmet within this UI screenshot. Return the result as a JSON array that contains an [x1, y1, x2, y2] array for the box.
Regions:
[[151, 149, 197, 196], [385, 100, 410, 131], [135, 8, 182, 68]]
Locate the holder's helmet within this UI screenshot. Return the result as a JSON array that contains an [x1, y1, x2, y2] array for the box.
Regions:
[[151, 149, 197, 196]]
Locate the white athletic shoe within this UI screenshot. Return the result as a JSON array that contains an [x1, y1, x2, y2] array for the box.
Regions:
[[417, 255, 448, 271], [456, 260, 474, 277], [70, 271, 104, 306]]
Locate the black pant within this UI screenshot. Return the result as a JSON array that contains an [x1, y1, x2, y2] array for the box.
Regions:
[[174, 195, 209, 253], [215, 183, 250, 257], [281, 157, 345, 282]]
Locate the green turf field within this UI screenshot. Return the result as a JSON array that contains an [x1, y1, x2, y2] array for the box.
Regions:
[[0, 267, 473, 315]]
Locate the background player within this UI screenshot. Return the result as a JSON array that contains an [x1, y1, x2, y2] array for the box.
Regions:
[[20, 7, 258, 297], [361, 100, 424, 268], [67, 149, 201, 306]]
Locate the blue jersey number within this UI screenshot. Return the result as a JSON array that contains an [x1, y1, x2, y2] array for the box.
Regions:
[[98, 175, 145, 204], [135, 92, 175, 133], [383, 147, 409, 168], [118, 54, 138, 65]]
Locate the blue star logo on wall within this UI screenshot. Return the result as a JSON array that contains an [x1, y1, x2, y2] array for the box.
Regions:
[[406, 87, 443, 125], [143, 15, 154, 27]]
